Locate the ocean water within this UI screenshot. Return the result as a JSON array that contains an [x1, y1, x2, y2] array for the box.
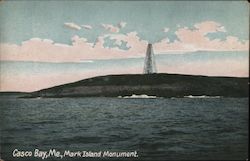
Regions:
[[0, 97, 248, 161]]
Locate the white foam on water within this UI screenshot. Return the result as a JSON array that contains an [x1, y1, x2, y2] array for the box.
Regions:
[[184, 95, 221, 98], [118, 94, 157, 99]]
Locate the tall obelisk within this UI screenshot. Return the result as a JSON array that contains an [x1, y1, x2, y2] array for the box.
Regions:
[[143, 43, 157, 74]]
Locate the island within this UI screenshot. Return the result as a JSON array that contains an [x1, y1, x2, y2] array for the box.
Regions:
[[20, 73, 248, 98]]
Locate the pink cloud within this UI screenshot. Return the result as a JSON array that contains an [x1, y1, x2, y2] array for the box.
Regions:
[[0, 32, 149, 62], [194, 21, 226, 35], [154, 21, 248, 53], [0, 21, 249, 63]]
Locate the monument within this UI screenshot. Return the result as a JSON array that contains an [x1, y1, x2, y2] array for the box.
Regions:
[[143, 43, 157, 74]]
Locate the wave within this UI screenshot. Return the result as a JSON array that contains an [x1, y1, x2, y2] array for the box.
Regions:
[[184, 95, 221, 98], [118, 94, 158, 99]]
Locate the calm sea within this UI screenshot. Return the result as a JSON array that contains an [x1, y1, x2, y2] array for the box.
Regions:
[[0, 97, 248, 161]]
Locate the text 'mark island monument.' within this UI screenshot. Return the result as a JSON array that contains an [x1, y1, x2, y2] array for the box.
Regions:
[[143, 43, 157, 74]]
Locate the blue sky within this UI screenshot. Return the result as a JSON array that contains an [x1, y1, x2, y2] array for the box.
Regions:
[[0, 1, 249, 92], [0, 1, 248, 44]]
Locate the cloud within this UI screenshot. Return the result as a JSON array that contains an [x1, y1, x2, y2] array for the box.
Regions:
[[154, 21, 248, 53], [0, 20, 248, 92], [64, 22, 81, 30], [101, 24, 120, 33], [101, 21, 127, 33], [118, 21, 127, 28], [0, 32, 148, 62], [163, 27, 169, 33], [81, 25, 92, 30], [106, 32, 148, 55], [194, 21, 226, 35], [0, 21, 248, 63]]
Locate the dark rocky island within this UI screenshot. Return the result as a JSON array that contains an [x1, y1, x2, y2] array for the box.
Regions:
[[23, 73, 248, 98], [0, 92, 29, 98]]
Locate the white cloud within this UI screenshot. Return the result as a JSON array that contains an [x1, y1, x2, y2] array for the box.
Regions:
[[64, 22, 81, 30], [101, 24, 120, 33], [101, 21, 127, 33], [118, 21, 127, 28], [218, 26, 226, 32], [163, 27, 169, 33], [81, 25, 92, 30]]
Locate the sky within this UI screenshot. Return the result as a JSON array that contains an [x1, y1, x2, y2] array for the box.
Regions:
[[0, 0, 249, 92]]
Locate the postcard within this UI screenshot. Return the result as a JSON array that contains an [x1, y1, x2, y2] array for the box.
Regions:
[[0, 0, 249, 161]]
